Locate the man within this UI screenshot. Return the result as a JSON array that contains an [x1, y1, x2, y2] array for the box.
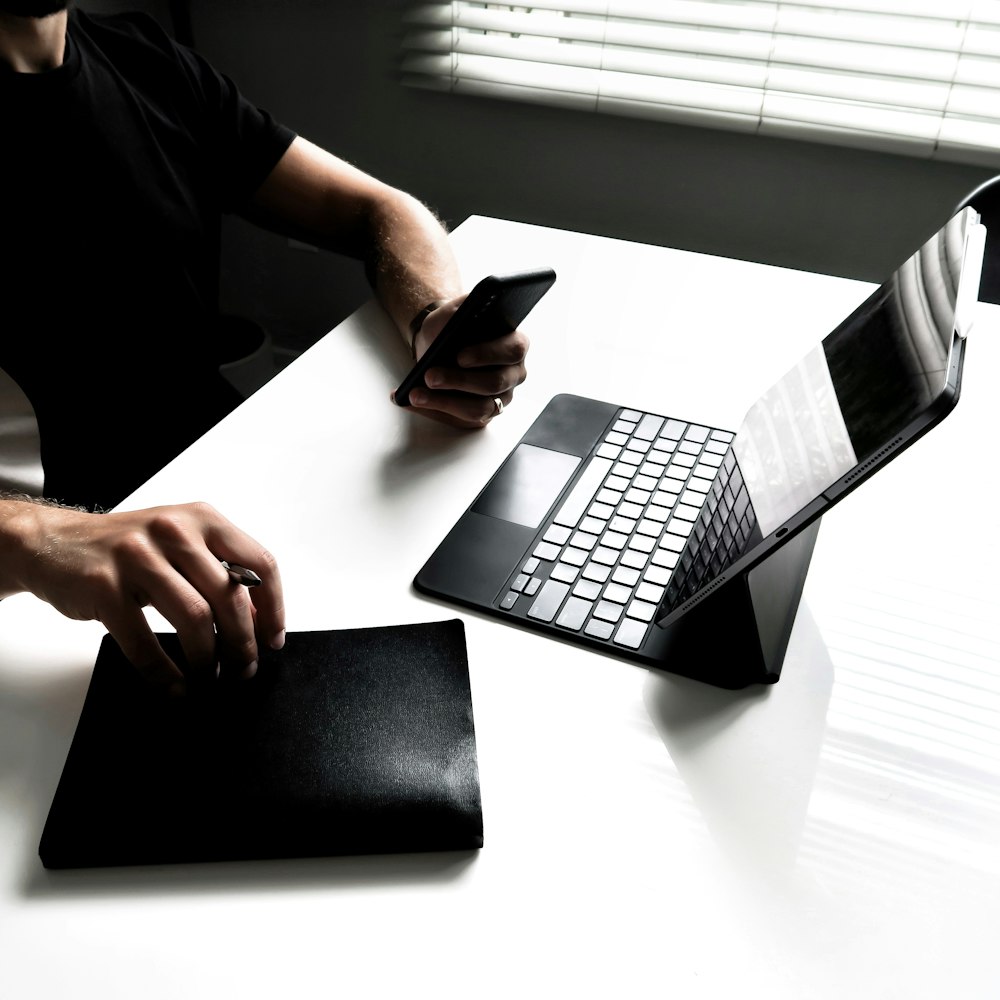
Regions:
[[0, 2, 530, 693]]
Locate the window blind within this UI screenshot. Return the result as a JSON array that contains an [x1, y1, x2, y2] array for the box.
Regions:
[[401, 2, 1000, 167]]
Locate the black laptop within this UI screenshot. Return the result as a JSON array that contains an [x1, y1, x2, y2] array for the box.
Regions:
[[414, 210, 986, 688]]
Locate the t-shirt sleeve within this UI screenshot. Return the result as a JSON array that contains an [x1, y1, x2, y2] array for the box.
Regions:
[[171, 43, 298, 212], [112, 12, 297, 213]]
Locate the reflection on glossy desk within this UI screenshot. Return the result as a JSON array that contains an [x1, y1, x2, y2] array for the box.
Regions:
[[1, 217, 997, 999]]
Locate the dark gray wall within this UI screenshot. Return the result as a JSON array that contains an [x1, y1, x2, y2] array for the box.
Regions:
[[85, 1, 997, 354]]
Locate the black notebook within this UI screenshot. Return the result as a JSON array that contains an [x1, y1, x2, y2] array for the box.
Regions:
[[39, 619, 483, 869]]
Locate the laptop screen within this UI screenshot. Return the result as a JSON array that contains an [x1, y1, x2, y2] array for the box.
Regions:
[[664, 208, 985, 615]]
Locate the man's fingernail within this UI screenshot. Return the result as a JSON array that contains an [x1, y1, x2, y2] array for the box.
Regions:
[[410, 389, 428, 406], [270, 630, 286, 650], [242, 660, 258, 680]]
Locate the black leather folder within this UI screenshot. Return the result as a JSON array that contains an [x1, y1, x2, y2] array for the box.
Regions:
[[39, 619, 483, 869]]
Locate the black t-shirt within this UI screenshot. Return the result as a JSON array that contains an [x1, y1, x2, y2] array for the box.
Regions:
[[0, 10, 296, 510]]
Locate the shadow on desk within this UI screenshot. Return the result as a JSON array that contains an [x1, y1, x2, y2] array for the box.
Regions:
[[643, 603, 834, 875], [24, 849, 478, 901], [377, 417, 487, 499]]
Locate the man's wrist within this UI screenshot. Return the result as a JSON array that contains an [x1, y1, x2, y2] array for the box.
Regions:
[[408, 301, 440, 359]]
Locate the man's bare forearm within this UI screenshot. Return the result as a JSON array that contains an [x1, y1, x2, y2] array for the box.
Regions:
[[362, 189, 464, 346], [249, 138, 464, 347], [0, 493, 67, 600]]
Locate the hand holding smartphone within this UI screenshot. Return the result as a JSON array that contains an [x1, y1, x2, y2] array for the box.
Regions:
[[393, 268, 557, 407]]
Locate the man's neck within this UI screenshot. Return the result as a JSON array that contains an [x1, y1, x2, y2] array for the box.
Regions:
[[0, 11, 68, 73]]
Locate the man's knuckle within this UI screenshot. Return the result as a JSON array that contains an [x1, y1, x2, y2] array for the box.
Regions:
[[183, 594, 214, 628], [115, 529, 155, 563]]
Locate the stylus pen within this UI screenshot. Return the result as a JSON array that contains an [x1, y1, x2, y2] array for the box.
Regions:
[[221, 561, 262, 587]]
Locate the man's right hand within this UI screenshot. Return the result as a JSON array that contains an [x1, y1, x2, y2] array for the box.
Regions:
[[0, 498, 285, 694]]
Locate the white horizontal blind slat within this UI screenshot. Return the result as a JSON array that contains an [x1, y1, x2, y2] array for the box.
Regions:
[[401, 1, 1000, 166]]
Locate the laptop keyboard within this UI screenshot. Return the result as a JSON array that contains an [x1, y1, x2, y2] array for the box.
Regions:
[[496, 408, 742, 651]]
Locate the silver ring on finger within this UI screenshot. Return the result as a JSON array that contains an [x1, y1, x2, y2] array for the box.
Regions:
[[493, 396, 505, 416]]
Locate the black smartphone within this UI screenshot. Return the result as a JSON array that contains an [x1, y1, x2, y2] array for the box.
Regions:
[[393, 267, 557, 406]]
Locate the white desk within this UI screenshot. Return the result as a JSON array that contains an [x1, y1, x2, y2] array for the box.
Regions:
[[2, 216, 998, 998]]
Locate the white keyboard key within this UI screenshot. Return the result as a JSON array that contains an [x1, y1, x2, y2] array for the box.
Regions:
[[573, 579, 602, 600], [543, 524, 571, 545], [585, 619, 615, 640], [666, 519, 693, 537], [627, 599, 657, 622], [660, 533, 687, 552], [620, 549, 648, 570], [550, 563, 578, 583], [603, 582, 632, 604], [643, 565, 671, 586], [651, 549, 678, 569], [610, 515, 637, 534], [628, 534, 656, 553], [673, 503, 701, 521], [597, 442, 622, 460], [594, 600, 623, 623], [614, 618, 648, 649], [579, 515, 606, 535], [553, 456, 613, 528], [582, 561, 611, 582], [601, 531, 628, 551], [634, 414, 665, 440], [533, 541, 561, 560], [636, 582, 665, 603], [556, 596, 592, 631], [612, 566, 640, 586], [611, 463, 637, 480], [527, 580, 570, 622]]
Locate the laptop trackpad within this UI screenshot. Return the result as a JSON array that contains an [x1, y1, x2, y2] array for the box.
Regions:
[[473, 444, 580, 528]]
